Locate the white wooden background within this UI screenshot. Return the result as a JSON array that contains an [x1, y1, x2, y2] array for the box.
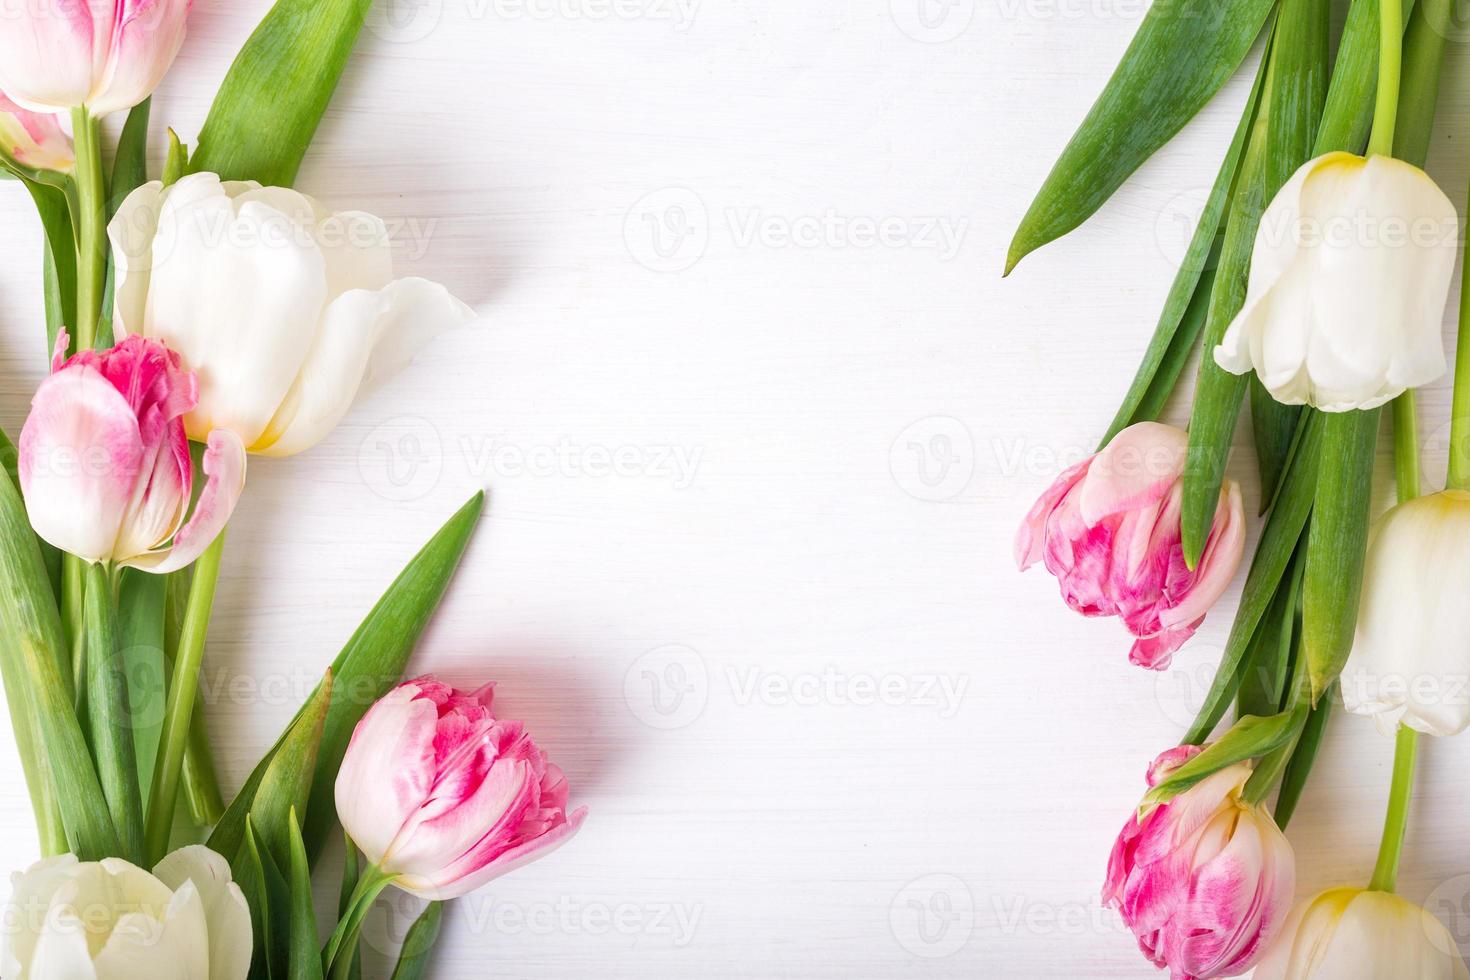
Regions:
[[3, 2, 1470, 977]]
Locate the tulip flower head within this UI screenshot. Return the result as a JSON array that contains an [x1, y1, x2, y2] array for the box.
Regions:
[[1015, 422, 1245, 669], [1342, 490, 1470, 737], [0, 96, 73, 173], [1214, 152, 1458, 412], [1, 846, 251, 979], [18, 332, 244, 572], [0, 0, 192, 117], [335, 676, 587, 901], [108, 173, 475, 457], [1253, 888, 1470, 980], [1105, 745, 1296, 980]]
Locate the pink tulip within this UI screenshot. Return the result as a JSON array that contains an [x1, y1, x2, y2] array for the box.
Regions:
[[335, 676, 588, 900], [0, 95, 73, 172], [0, 0, 192, 117], [1015, 422, 1245, 669], [18, 332, 244, 572], [1104, 746, 1296, 980]]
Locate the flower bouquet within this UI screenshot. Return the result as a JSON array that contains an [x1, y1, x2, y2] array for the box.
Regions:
[[1015, 0, 1470, 976], [0, 3, 584, 977]]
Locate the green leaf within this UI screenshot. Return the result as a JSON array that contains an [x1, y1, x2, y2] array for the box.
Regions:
[[1237, 545, 1304, 718], [390, 903, 444, 980], [110, 99, 151, 217], [83, 561, 145, 864], [1251, 379, 1303, 511], [163, 129, 189, 187], [339, 833, 361, 918], [1182, 0, 1324, 564], [242, 818, 293, 980], [211, 671, 332, 868], [1304, 409, 1380, 701], [1315, 0, 1418, 156], [1273, 684, 1334, 828], [23, 178, 77, 354], [1006, 0, 1276, 273], [1187, 411, 1322, 743], [288, 810, 325, 980], [119, 569, 168, 795], [216, 492, 484, 865], [189, 0, 373, 186], [1148, 707, 1306, 809], [0, 468, 117, 858], [1394, 0, 1450, 168]]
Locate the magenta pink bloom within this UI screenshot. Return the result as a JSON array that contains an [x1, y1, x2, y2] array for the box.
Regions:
[[0, 95, 73, 172], [18, 332, 244, 572], [1015, 421, 1245, 669], [1105, 746, 1295, 980], [0, 0, 192, 117], [335, 676, 588, 900]]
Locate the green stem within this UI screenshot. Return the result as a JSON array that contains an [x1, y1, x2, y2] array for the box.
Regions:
[[1392, 392, 1419, 502], [83, 561, 144, 864], [64, 553, 85, 693], [181, 704, 226, 825], [144, 530, 226, 862], [1367, 0, 1402, 157], [69, 108, 106, 352], [1450, 201, 1470, 490], [1368, 724, 1418, 892], [323, 865, 398, 978]]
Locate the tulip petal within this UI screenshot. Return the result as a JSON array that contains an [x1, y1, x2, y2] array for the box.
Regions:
[[335, 684, 441, 865], [125, 428, 245, 574], [255, 277, 473, 456], [154, 846, 252, 980], [1077, 422, 1188, 525], [110, 180, 166, 340], [19, 365, 145, 563], [1015, 457, 1089, 570], [92, 881, 209, 980], [397, 806, 589, 901], [143, 172, 328, 445], [0, 1, 105, 113], [88, 0, 192, 117], [1, 855, 79, 976]]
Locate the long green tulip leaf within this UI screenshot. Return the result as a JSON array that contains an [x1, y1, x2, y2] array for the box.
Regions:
[[1236, 546, 1304, 719], [390, 903, 444, 980], [1304, 409, 1379, 701], [189, 0, 373, 186], [213, 492, 484, 866], [1006, 0, 1276, 273], [1187, 411, 1322, 744], [1273, 685, 1333, 828], [110, 99, 151, 216], [287, 810, 325, 980], [1148, 707, 1306, 809]]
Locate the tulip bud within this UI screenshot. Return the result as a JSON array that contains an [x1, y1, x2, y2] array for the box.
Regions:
[[108, 173, 475, 456], [1341, 490, 1470, 737], [0, 96, 73, 174], [0, 0, 191, 117], [1015, 422, 1245, 669], [1253, 888, 1470, 979], [1213, 152, 1458, 412], [335, 677, 587, 900], [18, 333, 244, 572], [1105, 745, 1296, 980], [1, 846, 251, 979]]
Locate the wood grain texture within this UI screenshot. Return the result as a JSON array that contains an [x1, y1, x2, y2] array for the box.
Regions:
[[2, 2, 1470, 977]]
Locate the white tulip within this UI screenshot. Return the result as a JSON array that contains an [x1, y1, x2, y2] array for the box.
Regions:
[[1254, 888, 1470, 980], [108, 173, 475, 456], [1341, 490, 1470, 737], [1213, 152, 1458, 412], [1, 847, 251, 980]]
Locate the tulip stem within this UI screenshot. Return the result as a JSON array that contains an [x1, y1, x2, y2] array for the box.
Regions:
[[323, 864, 398, 979], [83, 561, 145, 865], [69, 108, 107, 352], [1449, 202, 1470, 491], [144, 529, 226, 863], [1368, 0, 1402, 158], [1392, 392, 1419, 502], [1368, 724, 1419, 893]]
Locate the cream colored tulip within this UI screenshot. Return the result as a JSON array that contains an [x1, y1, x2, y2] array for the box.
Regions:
[[1214, 152, 1458, 412], [1, 847, 251, 979], [109, 173, 474, 456], [1254, 888, 1469, 979]]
